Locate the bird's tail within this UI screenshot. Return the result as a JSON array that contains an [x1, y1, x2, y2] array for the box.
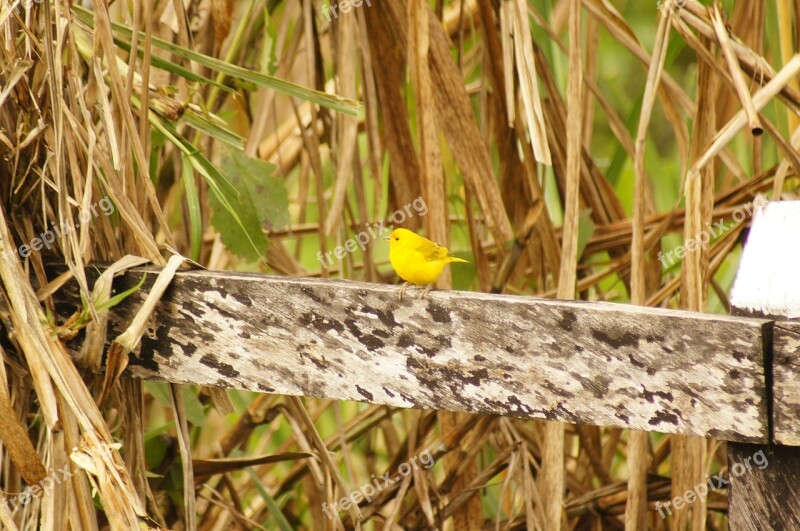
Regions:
[[447, 256, 469, 264]]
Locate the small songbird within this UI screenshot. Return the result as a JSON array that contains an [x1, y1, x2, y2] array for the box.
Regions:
[[386, 228, 469, 299]]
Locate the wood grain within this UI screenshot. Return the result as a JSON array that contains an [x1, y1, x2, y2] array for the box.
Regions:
[[772, 321, 800, 445], [60, 268, 772, 443], [728, 442, 800, 529]]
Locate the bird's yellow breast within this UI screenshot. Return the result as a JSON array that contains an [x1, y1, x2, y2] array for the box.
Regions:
[[389, 248, 447, 285]]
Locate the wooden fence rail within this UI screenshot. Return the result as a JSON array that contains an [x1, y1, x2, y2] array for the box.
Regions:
[[51, 199, 800, 528], [62, 268, 774, 444]]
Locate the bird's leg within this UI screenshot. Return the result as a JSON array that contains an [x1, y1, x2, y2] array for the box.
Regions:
[[397, 281, 410, 301], [418, 284, 433, 299]]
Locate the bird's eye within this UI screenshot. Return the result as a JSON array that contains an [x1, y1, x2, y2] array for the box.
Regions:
[[395, 237, 399, 241]]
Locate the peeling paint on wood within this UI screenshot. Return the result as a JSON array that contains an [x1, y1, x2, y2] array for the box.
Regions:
[[61, 268, 772, 443]]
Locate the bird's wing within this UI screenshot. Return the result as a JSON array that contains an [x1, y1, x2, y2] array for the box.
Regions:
[[417, 239, 450, 262]]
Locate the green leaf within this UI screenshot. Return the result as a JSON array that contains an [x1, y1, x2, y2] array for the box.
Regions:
[[259, 9, 279, 77], [246, 468, 294, 531], [144, 106, 266, 260], [209, 148, 289, 262], [181, 386, 206, 427], [144, 381, 172, 408], [209, 180, 269, 263], [181, 107, 245, 150], [219, 148, 290, 230], [181, 157, 203, 261]]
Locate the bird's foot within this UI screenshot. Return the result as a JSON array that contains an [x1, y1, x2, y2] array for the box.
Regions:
[[397, 282, 410, 301], [418, 285, 432, 299]]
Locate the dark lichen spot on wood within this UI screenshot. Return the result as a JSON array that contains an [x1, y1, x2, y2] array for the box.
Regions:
[[555, 402, 580, 423], [641, 386, 674, 404], [421, 345, 440, 358], [543, 378, 575, 399], [207, 304, 239, 324], [356, 385, 373, 400], [466, 368, 489, 386], [199, 354, 240, 378], [398, 333, 415, 348], [425, 303, 451, 323], [474, 354, 487, 362], [732, 350, 747, 363], [179, 341, 197, 358], [383, 387, 395, 397], [628, 353, 646, 368], [434, 334, 452, 350], [344, 318, 362, 338], [559, 310, 578, 332], [360, 305, 400, 328], [503, 373, 512, 379], [573, 372, 609, 399], [646, 368, 657, 376], [132, 342, 160, 373], [505, 346, 514, 353], [592, 329, 639, 349], [615, 411, 630, 423], [215, 378, 233, 389], [483, 396, 534, 416], [359, 333, 385, 351], [407, 357, 423, 371], [258, 383, 276, 392], [649, 409, 680, 426], [228, 287, 253, 307], [299, 285, 324, 303], [297, 343, 329, 369], [506, 395, 533, 414], [181, 299, 206, 319], [730, 369, 741, 379], [300, 312, 345, 334]]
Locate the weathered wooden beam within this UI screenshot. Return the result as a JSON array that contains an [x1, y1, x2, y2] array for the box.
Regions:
[[773, 321, 800, 445], [60, 266, 771, 443], [729, 199, 800, 528]]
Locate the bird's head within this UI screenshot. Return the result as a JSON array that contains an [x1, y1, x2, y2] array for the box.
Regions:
[[385, 228, 415, 250]]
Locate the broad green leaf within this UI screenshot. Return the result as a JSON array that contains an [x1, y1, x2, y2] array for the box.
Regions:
[[181, 386, 206, 427], [143, 104, 265, 260], [209, 183, 268, 262], [219, 148, 290, 230], [145, 381, 172, 407]]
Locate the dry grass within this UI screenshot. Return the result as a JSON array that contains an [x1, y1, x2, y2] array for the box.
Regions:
[[0, 0, 797, 529]]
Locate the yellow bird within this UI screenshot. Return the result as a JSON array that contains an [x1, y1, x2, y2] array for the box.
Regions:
[[386, 228, 469, 299]]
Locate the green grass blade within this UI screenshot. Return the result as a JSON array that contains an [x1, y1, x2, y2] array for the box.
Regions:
[[72, 5, 361, 116]]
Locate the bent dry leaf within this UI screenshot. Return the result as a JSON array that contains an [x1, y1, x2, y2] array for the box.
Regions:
[[100, 255, 188, 406]]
